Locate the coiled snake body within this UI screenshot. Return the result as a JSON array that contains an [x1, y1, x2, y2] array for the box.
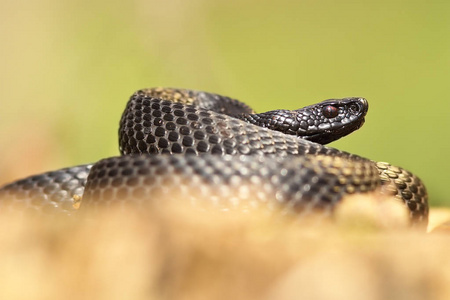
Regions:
[[0, 88, 429, 226]]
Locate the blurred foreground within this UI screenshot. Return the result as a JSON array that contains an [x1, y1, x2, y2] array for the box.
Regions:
[[0, 194, 449, 300]]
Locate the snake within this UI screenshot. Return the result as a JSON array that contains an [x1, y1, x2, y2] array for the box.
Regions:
[[0, 88, 429, 226]]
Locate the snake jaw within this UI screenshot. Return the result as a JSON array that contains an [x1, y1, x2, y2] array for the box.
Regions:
[[302, 118, 366, 145]]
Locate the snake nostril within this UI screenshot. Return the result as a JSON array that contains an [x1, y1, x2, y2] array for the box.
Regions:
[[349, 104, 359, 114]]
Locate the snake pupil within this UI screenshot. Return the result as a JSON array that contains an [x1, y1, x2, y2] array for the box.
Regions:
[[322, 105, 339, 118]]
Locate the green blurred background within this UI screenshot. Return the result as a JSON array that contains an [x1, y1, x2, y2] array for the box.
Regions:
[[0, 0, 448, 205]]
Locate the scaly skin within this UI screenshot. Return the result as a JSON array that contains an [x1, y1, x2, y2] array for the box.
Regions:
[[0, 88, 428, 226]]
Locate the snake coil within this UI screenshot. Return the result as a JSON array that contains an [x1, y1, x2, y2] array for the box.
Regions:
[[0, 88, 428, 227]]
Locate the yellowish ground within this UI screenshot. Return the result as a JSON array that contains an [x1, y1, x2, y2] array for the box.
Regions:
[[0, 198, 449, 300]]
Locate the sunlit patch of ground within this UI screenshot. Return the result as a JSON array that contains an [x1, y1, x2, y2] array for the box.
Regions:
[[0, 198, 449, 300], [428, 207, 450, 233]]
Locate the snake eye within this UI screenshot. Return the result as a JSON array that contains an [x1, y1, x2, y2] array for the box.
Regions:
[[322, 105, 339, 118]]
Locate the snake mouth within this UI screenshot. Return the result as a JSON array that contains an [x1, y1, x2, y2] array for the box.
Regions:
[[334, 116, 366, 137], [307, 117, 366, 145]]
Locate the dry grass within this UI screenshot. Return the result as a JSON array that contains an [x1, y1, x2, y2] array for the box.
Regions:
[[0, 196, 449, 300]]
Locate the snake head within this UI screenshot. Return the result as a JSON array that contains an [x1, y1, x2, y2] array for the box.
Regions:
[[241, 97, 368, 145], [292, 97, 368, 144]]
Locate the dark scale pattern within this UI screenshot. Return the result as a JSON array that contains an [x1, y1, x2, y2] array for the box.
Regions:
[[0, 88, 429, 227], [82, 154, 380, 217], [240, 97, 368, 144], [0, 164, 92, 215], [135, 87, 255, 116], [118, 97, 351, 160], [376, 162, 429, 225]]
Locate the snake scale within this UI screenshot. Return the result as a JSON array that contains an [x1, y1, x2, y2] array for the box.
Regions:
[[0, 88, 428, 226]]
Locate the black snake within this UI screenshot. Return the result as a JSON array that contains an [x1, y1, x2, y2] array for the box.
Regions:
[[0, 88, 429, 226]]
